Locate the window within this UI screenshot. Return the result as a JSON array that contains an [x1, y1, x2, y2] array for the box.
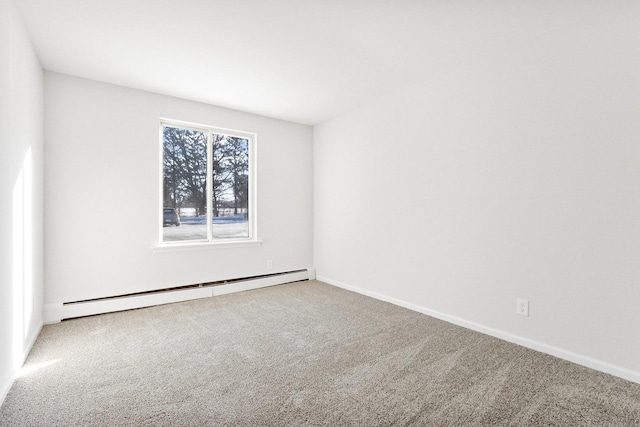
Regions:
[[160, 120, 255, 244]]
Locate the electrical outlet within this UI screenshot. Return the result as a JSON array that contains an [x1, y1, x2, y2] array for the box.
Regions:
[[516, 298, 529, 317], [266, 260, 273, 270]]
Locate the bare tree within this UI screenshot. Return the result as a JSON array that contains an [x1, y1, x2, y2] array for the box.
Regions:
[[163, 126, 207, 215], [163, 128, 249, 219], [212, 133, 232, 217], [219, 136, 249, 215]]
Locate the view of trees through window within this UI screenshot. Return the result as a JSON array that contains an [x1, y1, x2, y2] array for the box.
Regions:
[[162, 124, 251, 242]]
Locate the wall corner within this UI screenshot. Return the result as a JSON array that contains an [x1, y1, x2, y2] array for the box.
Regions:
[[43, 303, 63, 324]]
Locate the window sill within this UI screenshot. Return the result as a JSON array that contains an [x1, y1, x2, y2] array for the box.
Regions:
[[153, 239, 262, 253]]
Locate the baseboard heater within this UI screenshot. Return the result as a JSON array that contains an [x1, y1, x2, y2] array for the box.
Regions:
[[59, 269, 314, 321]]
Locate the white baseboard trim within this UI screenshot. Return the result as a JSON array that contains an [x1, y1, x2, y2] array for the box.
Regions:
[[0, 321, 43, 408], [308, 268, 316, 280], [318, 275, 640, 385], [0, 370, 14, 411], [45, 270, 313, 323], [212, 270, 311, 296], [62, 287, 214, 320], [24, 322, 42, 363], [44, 303, 63, 324]]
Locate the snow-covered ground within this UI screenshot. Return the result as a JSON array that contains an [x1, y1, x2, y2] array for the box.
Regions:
[[163, 216, 248, 241]]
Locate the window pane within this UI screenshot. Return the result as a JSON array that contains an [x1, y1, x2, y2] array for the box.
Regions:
[[212, 134, 249, 239], [162, 126, 208, 242]]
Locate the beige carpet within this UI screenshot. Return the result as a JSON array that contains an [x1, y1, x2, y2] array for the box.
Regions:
[[1, 280, 639, 426]]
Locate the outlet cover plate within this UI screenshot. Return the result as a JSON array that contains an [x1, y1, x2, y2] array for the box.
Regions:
[[516, 298, 529, 316]]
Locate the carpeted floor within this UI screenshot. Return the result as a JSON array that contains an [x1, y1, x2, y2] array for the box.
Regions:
[[1, 280, 639, 426]]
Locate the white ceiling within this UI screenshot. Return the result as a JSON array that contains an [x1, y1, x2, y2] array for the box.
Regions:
[[15, 0, 622, 125]]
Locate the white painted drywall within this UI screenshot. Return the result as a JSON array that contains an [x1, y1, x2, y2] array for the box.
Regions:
[[314, 2, 640, 378], [44, 72, 313, 306], [0, 0, 44, 403]]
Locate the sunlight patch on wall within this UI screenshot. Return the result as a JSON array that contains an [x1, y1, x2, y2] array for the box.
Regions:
[[12, 148, 34, 369]]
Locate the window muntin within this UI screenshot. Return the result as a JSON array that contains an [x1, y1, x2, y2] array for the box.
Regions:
[[161, 121, 254, 244]]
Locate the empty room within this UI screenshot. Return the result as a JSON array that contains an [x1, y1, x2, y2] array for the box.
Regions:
[[2, 0, 640, 425]]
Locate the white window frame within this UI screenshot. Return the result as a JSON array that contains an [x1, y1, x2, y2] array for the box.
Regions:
[[155, 118, 260, 251]]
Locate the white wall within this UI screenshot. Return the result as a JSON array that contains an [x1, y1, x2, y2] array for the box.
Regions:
[[0, 0, 44, 402], [314, 2, 640, 381], [44, 72, 313, 306]]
